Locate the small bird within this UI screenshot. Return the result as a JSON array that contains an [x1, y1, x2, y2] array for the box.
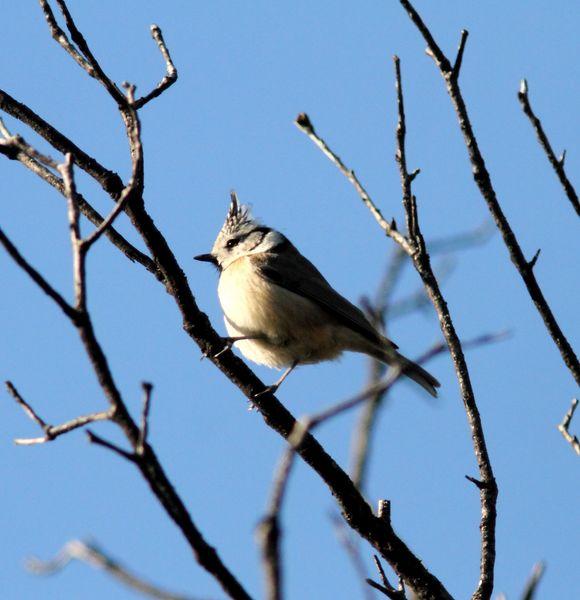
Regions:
[[195, 193, 440, 397]]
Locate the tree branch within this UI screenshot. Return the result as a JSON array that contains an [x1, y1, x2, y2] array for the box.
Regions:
[[398, 0, 580, 386], [366, 555, 405, 599], [558, 398, 580, 456], [295, 57, 498, 599], [517, 79, 579, 216], [6, 380, 112, 445], [0, 118, 158, 275], [28, 539, 205, 600], [3, 5, 456, 598], [294, 112, 414, 255], [391, 54, 497, 600], [134, 25, 178, 109], [0, 226, 77, 320], [521, 561, 545, 600]]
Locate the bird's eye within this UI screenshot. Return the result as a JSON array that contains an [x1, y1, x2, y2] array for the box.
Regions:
[[226, 238, 240, 249]]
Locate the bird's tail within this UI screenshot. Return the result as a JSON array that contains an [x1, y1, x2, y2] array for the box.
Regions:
[[370, 345, 440, 398]]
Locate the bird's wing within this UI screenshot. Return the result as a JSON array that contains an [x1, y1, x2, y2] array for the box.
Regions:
[[256, 244, 397, 349]]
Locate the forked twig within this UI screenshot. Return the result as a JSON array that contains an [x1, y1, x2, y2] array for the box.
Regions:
[[558, 398, 580, 455]]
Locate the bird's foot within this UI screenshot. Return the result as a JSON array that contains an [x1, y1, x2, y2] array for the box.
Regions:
[[213, 336, 241, 359], [253, 383, 279, 398]]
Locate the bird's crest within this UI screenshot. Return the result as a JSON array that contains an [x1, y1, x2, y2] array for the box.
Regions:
[[222, 191, 253, 235]]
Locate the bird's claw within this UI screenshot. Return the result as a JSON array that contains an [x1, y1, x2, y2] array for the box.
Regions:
[[213, 337, 238, 359], [253, 384, 279, 398]]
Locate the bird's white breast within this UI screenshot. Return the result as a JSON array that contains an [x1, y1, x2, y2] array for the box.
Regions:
[[217, 256, 344, 368]]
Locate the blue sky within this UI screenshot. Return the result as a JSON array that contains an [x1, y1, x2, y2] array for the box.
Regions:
[[1, 2, 578, 599]]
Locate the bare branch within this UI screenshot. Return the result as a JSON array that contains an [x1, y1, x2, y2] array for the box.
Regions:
[[256, 421, 314, 600], [80, 97, 142, 250], [558, 398, 580, 456], [52, 0, 125, 104], [28, 539, 204, 600], [134, 25, 178, 109], [0, 121, 158, 276], [6, 381, 112, 445], [330, 514, 374, 600], [366, 555, 406, 599], [137, 382, 153, 454], [39, 0, 96, 76], [394, 55, 418, 241], [0, 117, 60, 169], [390, 53, 497, 600], [86, 430, 137, 463], [398, 0, 580, 386], [521, 561, 545, 600], [518, 79, 579, 216], [294, 112, 414, 255], [0, 87, 124, 193], [452, 30, 469, 80], [3, 8, 455, 598], [0, 226, 76, 320], [398, 0, 452, 73], [351, 331, 507, 490], [58, 154, 85, 309]]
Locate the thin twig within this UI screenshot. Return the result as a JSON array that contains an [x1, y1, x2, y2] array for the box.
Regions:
[[39, 0, 96, 76], [330, 514, 374, 600], [294, 112, 414, 255], [6, 381, 113, 444], [86, 430, 137, 463], [52, 0, 125, 104], [0, 118, 60, 169], [134, 25, 178, 109], [366, 554, 406, 599], [28, 539, 205, 600], [521, 561, 545, 600], [452, 30, 469, 80], [0, 227, 76, 320], [518, 79, 579, 216], [137, 382, 153, 454], [558, 398, 580, 456], [351, 331, 508, 490], [0, 119, 158, 275], [255, 421, 313, 600], [398, 0, 580, 387], [58, 154, 85, 309]]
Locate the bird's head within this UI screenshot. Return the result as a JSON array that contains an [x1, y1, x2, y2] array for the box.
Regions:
[[194, 192, 285, 271]]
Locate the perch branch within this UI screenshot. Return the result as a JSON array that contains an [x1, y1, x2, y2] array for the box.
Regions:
[[1, 5, 456, 598]]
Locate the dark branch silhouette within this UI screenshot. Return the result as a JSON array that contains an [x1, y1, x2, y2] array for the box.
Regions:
[[517, 79, 579, 216], [397, 0, 580, 387]]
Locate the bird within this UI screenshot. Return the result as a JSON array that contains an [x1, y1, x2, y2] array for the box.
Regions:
[[194, 192, 440, 397]]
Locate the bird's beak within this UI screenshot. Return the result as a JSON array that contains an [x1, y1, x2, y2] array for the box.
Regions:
[[194, 253, 218, 266]]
